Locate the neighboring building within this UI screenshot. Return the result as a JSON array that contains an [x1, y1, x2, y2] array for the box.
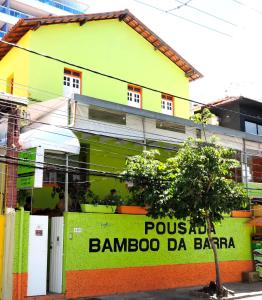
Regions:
[[196, 95, 262, 194], [0, 10, 202, 119], [198, 96, 262, 134], [0, 0, 88, 38]]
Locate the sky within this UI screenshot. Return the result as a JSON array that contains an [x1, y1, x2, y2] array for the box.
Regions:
[[79, 0, 262, 104]]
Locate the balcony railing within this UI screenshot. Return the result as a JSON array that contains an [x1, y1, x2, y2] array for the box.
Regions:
[[0, 30, 6, 38], [0, 5, 31, 19], [37, 0, 84, 14]]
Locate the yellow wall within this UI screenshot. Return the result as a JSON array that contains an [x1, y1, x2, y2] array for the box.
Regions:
[[0, 215, 5, 297], [0, 33, 30, 97]]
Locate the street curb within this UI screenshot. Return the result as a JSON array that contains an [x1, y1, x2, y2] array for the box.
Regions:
[[221, 291, 262, 299]]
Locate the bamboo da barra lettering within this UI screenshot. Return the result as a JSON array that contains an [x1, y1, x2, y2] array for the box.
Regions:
[[88, 221, 235, 253]]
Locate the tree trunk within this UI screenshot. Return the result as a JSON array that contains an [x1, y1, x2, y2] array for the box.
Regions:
[[206, 215, 223, 297]]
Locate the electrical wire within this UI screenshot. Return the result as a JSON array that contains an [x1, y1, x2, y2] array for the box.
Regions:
[[166, 0, 193, 12], [168, 0, 237, 27], [231, 0, 262, 14], [132, 0, 232, 37]]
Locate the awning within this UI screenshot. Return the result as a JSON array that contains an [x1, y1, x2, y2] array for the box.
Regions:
[[19, 124, 80, 155]]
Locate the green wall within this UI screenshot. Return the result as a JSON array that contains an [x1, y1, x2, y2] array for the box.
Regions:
[[88, 136, 142, 200], [247, 182, 262, 197], [63, 213, 252, 271], [24, 137, 175, 208], [16, 19, 190, 118], [13, 210, 30, 273], [87, 136, 175, 201]]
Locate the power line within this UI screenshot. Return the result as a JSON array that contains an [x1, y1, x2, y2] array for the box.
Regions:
[[132, 0, 232, 37], [169, 0, 237, 27], [0, 153, 122, 178], [167, 0, 193, 12], [2, 97, 262, 162], [1, 42, 262, 151], [3, 41, 262, 130], [231, 0, 262, 14]]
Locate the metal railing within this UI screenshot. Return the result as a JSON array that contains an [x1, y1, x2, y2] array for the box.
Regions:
[[37, 0, 84, 14], [0, 5, 31, 19]]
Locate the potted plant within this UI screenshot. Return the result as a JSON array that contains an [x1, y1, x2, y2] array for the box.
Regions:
[[231, 202, 251, 218], [116, 182, 148, 215], [80, 188, 117, 214]]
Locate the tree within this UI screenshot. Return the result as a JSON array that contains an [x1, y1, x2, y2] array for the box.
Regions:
[[123, 110, 248, 298]]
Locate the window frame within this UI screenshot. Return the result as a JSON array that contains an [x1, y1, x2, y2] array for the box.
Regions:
[[127, 84, 142, 109], [63, 68, 82, 97], [161, 93, 174, 116], [245, 121, 262, 136]]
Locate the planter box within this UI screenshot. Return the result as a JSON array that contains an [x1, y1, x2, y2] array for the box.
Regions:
[[117, 205, 148, 215], [231, 210, 252, 218], [80, 204, 116, 214]]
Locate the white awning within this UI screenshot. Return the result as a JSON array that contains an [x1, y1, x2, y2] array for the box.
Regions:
[[19, 124, 80, 155]]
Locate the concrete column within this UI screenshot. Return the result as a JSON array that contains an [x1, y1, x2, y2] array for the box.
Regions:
[[6, 107, 20, 209]]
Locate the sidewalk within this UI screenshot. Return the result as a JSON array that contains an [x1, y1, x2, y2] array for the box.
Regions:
[[85, 282, 262, 300]]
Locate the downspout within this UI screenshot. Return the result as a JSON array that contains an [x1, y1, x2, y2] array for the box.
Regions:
[[243, 139, 250, 207], [142, 117, 146, 151], [65, 154, 69, 212], [17, 208, 24, 300], [68, 99, 77, 128]]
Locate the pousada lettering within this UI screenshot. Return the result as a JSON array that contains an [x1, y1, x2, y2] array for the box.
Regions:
[[144, 221, 216, 235]]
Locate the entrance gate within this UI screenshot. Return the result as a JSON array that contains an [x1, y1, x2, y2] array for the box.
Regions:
[[49, 217, 64, 293], [27, 215, 48, 296]]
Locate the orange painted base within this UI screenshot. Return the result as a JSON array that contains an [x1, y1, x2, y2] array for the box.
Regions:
[[12, 273, 64, 300], [65, 260, 253, 299], [13, 273, 28, 300]]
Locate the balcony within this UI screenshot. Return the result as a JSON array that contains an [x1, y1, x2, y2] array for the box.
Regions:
[[0, 5, 31, 19], [37, 0, 83, 14]]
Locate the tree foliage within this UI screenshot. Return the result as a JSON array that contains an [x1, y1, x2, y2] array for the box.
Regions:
[[123, 139, 247, 223], [166, 138, 248, 226]]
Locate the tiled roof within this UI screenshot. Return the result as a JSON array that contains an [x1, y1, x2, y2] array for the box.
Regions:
[[203, 96, 240, 108], [0, 9, 202, 81]]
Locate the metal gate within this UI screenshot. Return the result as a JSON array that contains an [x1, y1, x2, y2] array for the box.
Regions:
[[27, 215, 48, 296], [49, 217, 64, 294]]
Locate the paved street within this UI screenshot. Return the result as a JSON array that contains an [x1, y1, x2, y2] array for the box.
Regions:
[[84, 282, 262, 300]]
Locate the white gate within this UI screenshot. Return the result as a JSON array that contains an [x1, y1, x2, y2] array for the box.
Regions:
[[49, 217, 64, 293], [27, 215, 48, 296]]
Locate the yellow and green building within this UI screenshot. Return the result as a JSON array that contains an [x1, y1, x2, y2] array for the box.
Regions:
[[0, 10, 255, 300]]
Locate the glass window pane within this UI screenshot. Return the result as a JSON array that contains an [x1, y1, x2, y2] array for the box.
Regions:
[[258, 125, 262, 136], [245, 121, 257, 135]]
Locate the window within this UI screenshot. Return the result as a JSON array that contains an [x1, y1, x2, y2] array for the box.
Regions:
[[245, 121, 262, 136], [63, 68, 81, 98], [89, 107, 126, 125], [156, 120, 185, 133], [161, 94, 173, 115], [127, 85, 141, 108]]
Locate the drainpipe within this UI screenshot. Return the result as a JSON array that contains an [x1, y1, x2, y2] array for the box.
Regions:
[[142, 117, 146, 151], [17, 208, 24, 300], [65, 154, 69, 212], [243, 139, 250, 208]]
